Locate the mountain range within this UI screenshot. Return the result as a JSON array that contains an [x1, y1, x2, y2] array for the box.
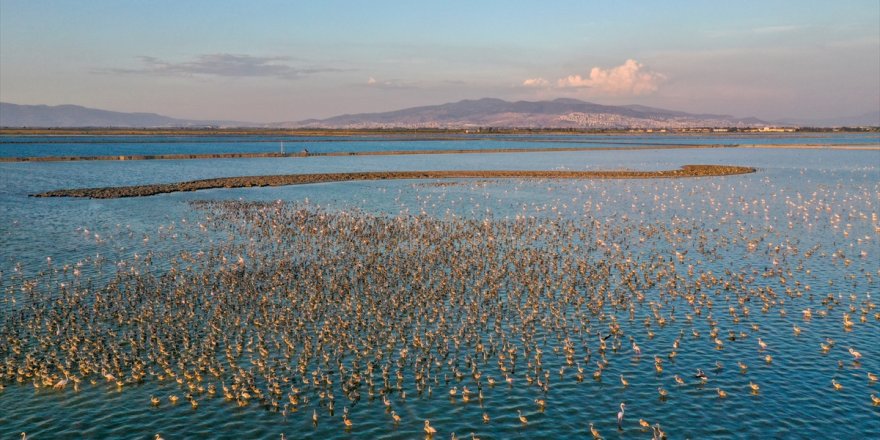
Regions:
[[0, 102, 242, 128], [2, 99, 877, 129], [285, 98, 766, 129]]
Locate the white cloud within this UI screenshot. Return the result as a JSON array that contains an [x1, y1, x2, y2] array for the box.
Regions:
[[557, 59, 664, 95], [523, 59, 665, 96], [522, 77, 549, 87]]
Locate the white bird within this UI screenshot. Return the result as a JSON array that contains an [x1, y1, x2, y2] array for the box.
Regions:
[[617, 402, 626, 429]]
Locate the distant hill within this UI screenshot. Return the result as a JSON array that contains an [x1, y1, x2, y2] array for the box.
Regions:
[[8, 99, 874, 130], [0, 102, 244, 128], [280, 98, 768, 129]]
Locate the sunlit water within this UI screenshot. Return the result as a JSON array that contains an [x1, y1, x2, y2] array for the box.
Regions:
[[1, 137, 878, 439]]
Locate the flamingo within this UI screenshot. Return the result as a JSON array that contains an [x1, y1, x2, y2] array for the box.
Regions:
[[590, 422, 601, 438], [425, 420, 437, 435]]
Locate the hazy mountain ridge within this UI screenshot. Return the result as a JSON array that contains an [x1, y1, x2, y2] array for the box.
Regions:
[[283, 98, 768, 129], [3, 99, 875, 129], [0, 103, 244, 128]]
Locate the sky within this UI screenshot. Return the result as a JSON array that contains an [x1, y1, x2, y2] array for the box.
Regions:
[[1, 0, 878, 123]]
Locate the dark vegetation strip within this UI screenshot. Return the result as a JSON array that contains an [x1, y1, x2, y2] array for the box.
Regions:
[[2, 127, 875, 135], [33, 165, 757, 199], [1, 144, 729, 162], [0, 137, 719, 145]]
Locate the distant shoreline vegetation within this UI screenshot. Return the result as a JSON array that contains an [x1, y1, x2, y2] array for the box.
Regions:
[[1, 126, 878, 136], [0, 144, 736, 162], [32, 165, 757, 199], [2, 143, 875, 163]]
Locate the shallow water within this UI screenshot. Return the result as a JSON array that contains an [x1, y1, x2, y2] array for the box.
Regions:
[[1, 132, 877, 158], [1, 138, 879, 439]]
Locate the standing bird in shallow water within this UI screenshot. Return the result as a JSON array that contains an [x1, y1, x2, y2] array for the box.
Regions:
[[425, 420, 437, 436], [652, 424, 667, 439], [53, 376, 69, 390], [590, 422, 601, 438], [617, 403, 625, 429], [518, 410, 528, 424]]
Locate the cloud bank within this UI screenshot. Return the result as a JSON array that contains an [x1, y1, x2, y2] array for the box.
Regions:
[[522, 77, 550, 87], [364, 77, 419, 89], [524, 59, 665, 95], [103, 54, 338, 79]]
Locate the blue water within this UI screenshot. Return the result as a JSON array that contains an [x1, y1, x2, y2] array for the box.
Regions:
[[1, 139, 879, 439], [1, 133, 877, 158]]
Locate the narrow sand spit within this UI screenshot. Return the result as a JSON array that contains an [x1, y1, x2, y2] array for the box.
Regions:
[[33, 165, 756, 199]]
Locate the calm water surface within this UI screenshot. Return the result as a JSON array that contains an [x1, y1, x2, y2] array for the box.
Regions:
[[1, 133, 877, 158], [1, 139, 878, 439]]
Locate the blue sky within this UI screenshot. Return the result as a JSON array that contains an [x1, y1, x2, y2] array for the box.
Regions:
[[1, 0, 878, 122]]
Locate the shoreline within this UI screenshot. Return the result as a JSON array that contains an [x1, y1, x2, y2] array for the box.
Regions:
[[2, 143, 877, 163], [32, 165, 757, 199], [0, 144, 727, 162], [737, 144, 879, 150]]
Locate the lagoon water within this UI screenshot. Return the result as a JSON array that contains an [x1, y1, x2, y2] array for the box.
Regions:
[[1, 135, 879, 439], [1, 132, 878, 158]]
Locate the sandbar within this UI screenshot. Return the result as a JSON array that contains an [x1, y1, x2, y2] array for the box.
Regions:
[[32, 165, 757, 199]]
